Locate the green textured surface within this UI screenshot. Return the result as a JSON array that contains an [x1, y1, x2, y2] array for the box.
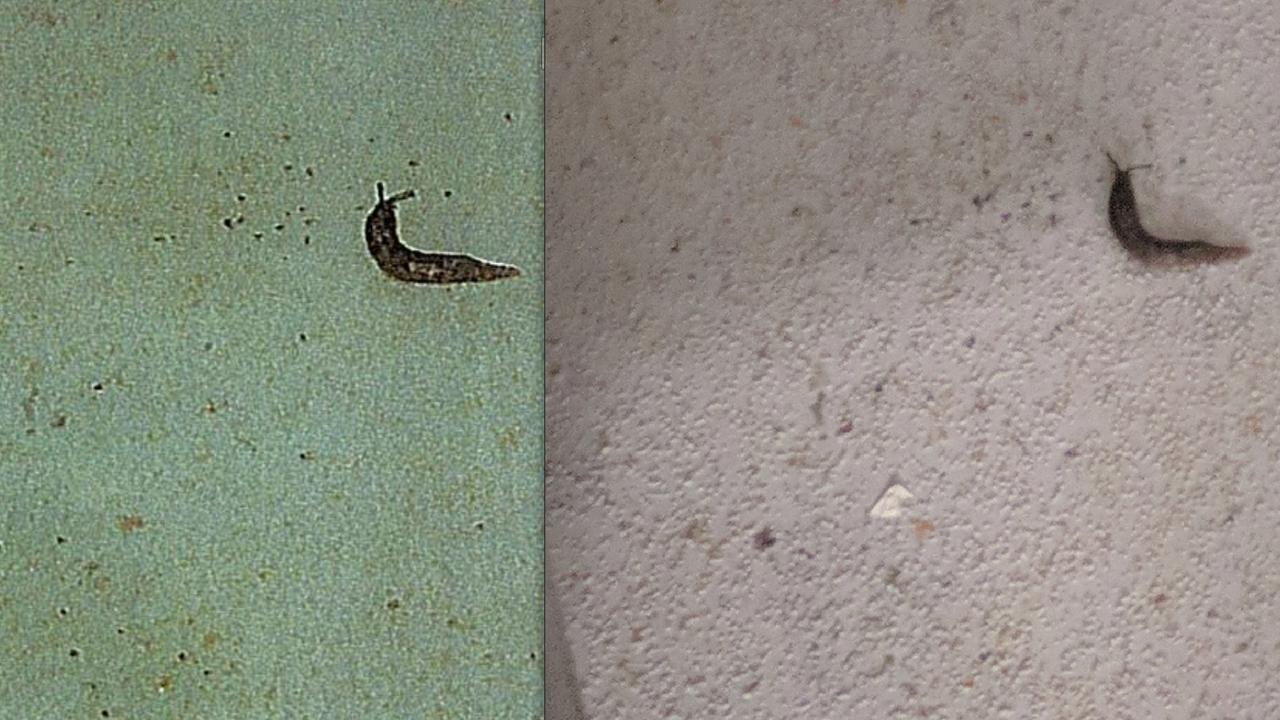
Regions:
[[0, 3, 542, 718]]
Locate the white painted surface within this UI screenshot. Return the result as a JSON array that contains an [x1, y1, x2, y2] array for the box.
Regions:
[[547, 1, 1280, 717]]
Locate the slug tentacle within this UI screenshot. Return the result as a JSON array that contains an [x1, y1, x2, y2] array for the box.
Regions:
[[1104, 153, 1248, 264], [364, 182, 522, 284]]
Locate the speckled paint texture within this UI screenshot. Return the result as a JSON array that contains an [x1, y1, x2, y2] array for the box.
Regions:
[[1, 3, 542, 718], [548, 1, 1280, 718]]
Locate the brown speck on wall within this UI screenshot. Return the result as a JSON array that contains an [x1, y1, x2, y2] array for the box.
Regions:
[[117, 515, 145, 534]]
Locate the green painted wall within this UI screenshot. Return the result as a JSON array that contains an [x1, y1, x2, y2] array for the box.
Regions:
[[0, 3, 542, 718]]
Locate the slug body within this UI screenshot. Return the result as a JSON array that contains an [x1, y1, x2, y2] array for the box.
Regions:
[[1105, 153, 1248, 264], [364, 182, 522, 284]]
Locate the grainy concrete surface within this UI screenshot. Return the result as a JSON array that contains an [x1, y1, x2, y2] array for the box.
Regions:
[[547, 1, 1280, 718]]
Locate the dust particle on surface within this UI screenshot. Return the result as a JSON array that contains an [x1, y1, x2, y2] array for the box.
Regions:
[[752, 527, 777, 550], [911, 518, 934, 542], [117, 515, 145, 534]]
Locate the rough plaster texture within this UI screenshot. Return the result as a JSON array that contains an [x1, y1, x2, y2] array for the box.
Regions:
[[547, 1, 1280, 718]]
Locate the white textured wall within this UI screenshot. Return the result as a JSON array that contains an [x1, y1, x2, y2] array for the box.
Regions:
[[547, 2, 1280, 717]]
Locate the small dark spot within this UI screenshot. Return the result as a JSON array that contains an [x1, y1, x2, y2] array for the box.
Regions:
[[299, 451, 314, 461], [69, 648, 80, 658], [408, 160, 419, 167], [177, 651, 188, 662], [610, 35, 619, 43], [873, 382, 884, 394], [303, 236, 310, 245], [51, 414, 67, 428], [908, 219, 920, 226], [1064, 447, 1078, 458], [116, 628, 125, 635], [503, 112, 513, 123], [385, 598, 401, 610], [203, 669, 212, 676], [1000, 212, 1011, 222], [57, 607, 68, 617], [1044, 133, 1054, 144], [443, 190, 453, 198], [1178, 156, 1187, 165], [963, 335, 976, 348], [253, 232, 263, 239], [305, 167, 314, 177], [978, 652, 990, 662], [1022, 130, 1033, 138], [752, 527, 777, 550], [1020, 201, 1031, 209], [283, 164, 293, 171], [298, 206, 305, 213], [222, 218, 233, 229], [530, 652, 537, 660], [101, 711, 110, 718], [236, 194, 246, 202], [298, 333, 307, 342], [474, 521, 485, 531], [91, 382, 104, 392], [117, 515, 145, 534], [274, 224, 285, 231], [836, 419, 853, 434], [153, 236, 166, 242], [56, 536, 67, 544], [203, 341, 214, 351], [222, 131, 232, 138]]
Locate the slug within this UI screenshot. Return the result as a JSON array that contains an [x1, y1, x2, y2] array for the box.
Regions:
[[1105, 153, 1248, 263], [364, 182, 522, 284]]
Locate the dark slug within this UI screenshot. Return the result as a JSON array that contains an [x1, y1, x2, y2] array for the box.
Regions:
[[365, 182, 522, 284], [1105, 153, 1248, 264]]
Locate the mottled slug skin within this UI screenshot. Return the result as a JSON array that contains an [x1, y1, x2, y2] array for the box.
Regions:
[[364, 183, 522, 284], [1105, 154, 1249, 265]]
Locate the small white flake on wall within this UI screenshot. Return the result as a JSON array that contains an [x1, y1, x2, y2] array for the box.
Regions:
[[869, 484, 914, 519]]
